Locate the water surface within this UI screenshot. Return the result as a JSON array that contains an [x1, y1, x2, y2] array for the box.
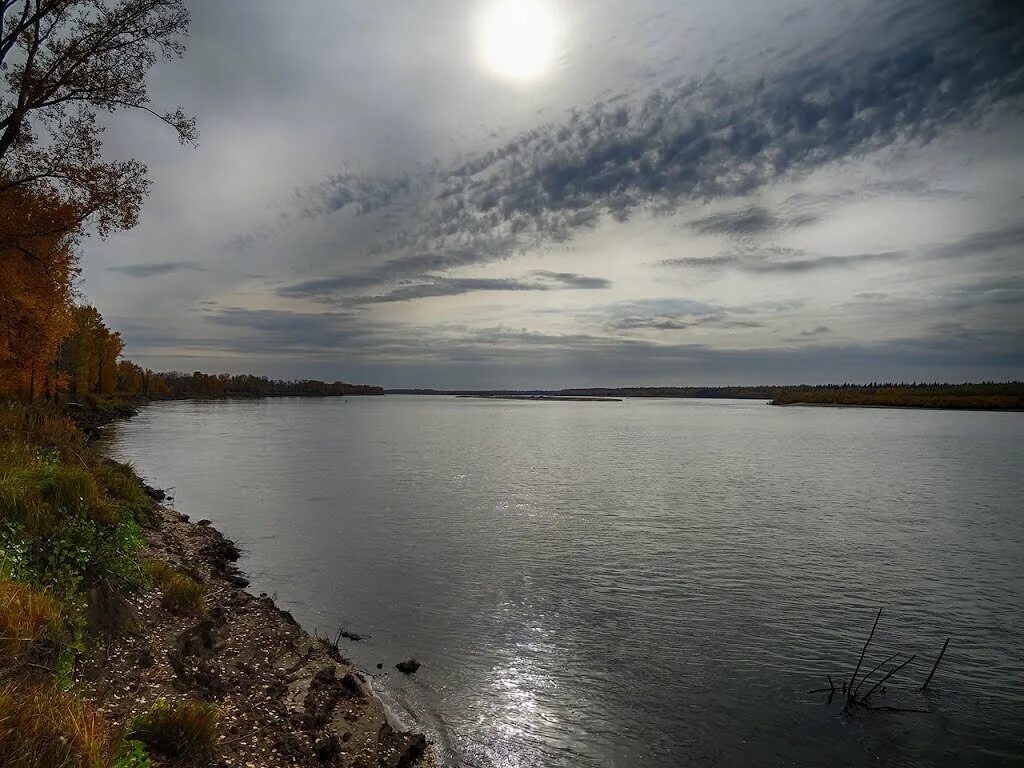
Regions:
[[105, 396, 1024, 767]]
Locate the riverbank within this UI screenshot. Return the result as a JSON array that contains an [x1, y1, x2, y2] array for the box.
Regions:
[[0, 401, 430, 767], [771, 400, 1024, 411], [80, 498, 430, 767]]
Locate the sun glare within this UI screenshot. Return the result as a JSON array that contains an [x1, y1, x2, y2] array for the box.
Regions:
[[476, 0, 560, 84]]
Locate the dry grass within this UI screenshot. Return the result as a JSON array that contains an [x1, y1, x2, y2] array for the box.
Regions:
[[158, 572, 205, 615], [130, 699, 218, 764], [0, 579, 65, 672], [140, 558, 175, 588], [143, 558, 205, 615], [0, 406, 83, 459], [0, 683, 123, 768]]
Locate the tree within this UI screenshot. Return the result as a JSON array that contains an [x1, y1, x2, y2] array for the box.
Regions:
[[0, 0, 197, 240], [0, 1, 195, 403], [0, 184, 78, 400]]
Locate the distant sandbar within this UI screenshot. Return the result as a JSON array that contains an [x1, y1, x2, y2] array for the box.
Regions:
[[456, 394, 622, 402]]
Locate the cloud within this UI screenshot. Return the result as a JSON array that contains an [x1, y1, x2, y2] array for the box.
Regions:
[[529, 270, 612, 289], [107, 261, 208, 278], [663, 248, 907, 273], [611, 314, 764, 331], [345, 271, 611, 305], [743, 250, 907, 274], [799, 325, 831, 336], [687, 207, 779, 236], [276, 273, 388, 301], [927, 224, 1024, 260], [280, 7, 1024, 283]]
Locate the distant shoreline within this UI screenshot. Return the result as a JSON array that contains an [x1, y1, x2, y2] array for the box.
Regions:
[[386, 383, 1024, 411], [455, 394, 622, 402], [770, 400, 1024, 412]]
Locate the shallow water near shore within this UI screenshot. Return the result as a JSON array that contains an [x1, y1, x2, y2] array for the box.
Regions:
[[103, 396, 1024, 767]]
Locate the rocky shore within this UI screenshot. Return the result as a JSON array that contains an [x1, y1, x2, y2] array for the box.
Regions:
[[78, 489, 431, 767]]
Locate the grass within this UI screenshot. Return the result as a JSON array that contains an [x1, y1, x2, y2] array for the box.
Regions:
[[140, 558, 175, 588], [0, 579, 65, 673], [129, 699, 218, 764], [142, 558, 206, 615], [158, 572, 206, 615], [0, 404, 160, 766], [0, 683, 125, 768]]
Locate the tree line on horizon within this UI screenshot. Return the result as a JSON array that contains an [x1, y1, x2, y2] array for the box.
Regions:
[[388, 382, 1024, 409]]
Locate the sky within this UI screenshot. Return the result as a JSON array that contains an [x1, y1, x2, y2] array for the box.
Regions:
[[82, 0, 1024, 388]]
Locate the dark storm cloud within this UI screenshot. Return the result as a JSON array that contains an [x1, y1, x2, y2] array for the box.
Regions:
[[107, 261, 207, 277], [286, 4, 1024, 287]]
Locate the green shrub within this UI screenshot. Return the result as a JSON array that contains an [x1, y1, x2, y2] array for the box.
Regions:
[[111, 740, 151, 768], [29, 517, 144, 599], [130, 699, 218, 764]]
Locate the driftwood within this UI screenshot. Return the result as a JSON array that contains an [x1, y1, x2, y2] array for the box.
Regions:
[[808, 609, 951, 714]]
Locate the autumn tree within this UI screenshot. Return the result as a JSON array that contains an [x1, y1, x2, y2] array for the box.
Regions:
[[0, 0, 197, 241], [0, 184, 78, 399], [0, 0, 195, 402]]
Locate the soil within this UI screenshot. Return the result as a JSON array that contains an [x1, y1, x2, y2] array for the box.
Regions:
[[77, 503, 432, 768]]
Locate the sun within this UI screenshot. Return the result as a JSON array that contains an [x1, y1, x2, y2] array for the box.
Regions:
[[476, 0, 560, 84]]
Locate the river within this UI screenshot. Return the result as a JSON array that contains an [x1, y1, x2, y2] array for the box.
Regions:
[[103, 396, 1024, 767]]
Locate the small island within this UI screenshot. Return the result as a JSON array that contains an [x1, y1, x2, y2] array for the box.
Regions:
[[767, 382, 1024, 410], [456, 394, 622, 402]]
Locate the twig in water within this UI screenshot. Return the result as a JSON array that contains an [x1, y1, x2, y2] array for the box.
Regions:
[[850, 608, 882, 693], [853, 651, 901, 699], [861, 654, 916, 703], [921, 638, 950, 691]]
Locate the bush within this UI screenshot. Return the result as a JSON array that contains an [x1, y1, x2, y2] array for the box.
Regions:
[[31, 518, 145, 599], [159, 572, 205, 615], [111, 740, 151, 768], [0, 579, 65, 673], [140, 558, 175, 588], [0, 683, 123, 768], [130, 699, 218, 764]]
